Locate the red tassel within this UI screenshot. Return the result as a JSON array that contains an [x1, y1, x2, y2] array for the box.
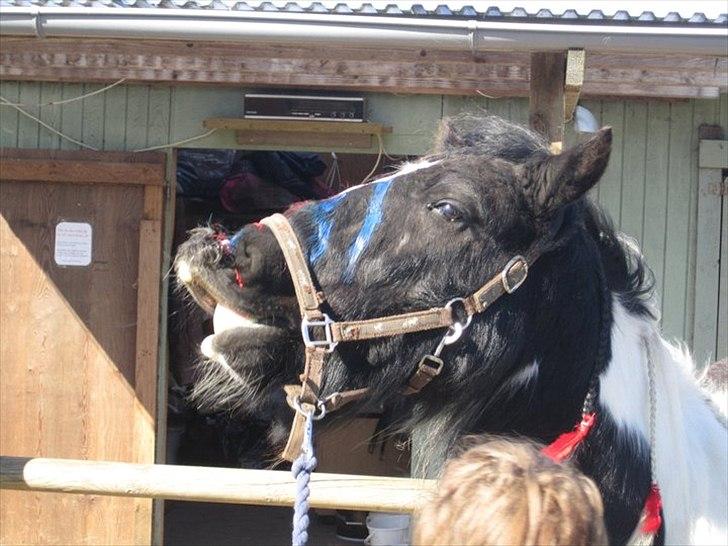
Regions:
[[642, 483, 663, 534], [542, 412, 596, 463], [234, 268, 245, 289]]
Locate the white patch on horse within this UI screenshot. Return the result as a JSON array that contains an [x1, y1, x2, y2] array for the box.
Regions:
[[176, 259, 193, 283], [336, 158, 441, 198], [396, 232, 411, 250], [600, 298, 727, 545], [200, 335, 248, 389], [506, 360, 539, 390]]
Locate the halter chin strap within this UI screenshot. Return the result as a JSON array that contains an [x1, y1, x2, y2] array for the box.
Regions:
[[260, 213, 535, 461]]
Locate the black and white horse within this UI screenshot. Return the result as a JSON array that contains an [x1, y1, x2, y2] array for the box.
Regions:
[[175, 115, 727, 545]]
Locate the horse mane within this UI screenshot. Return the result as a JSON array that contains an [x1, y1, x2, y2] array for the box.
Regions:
[[431, 112, 549, 163], [583, 203, 657, 319], [432, 113, 656, 319]]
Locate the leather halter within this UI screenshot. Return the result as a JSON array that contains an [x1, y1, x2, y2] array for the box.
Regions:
[[260, 213, 535, 461]]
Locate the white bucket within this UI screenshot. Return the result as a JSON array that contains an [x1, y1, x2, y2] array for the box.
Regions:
[[364, 513, 411, 546]]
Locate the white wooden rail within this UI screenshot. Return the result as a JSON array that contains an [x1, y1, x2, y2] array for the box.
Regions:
[[0, 456, 435, 513]]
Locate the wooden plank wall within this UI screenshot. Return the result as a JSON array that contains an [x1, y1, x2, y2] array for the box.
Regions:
[[0, 81, 726, 359]]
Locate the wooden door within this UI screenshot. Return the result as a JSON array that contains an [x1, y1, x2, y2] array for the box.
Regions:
[[0, 149, 166, 545]]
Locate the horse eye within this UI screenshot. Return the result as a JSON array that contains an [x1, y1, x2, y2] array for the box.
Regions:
[[429, 201, 463, 222]]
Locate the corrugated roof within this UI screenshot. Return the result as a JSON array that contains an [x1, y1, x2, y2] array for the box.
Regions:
[[0, 1, 725, 25]]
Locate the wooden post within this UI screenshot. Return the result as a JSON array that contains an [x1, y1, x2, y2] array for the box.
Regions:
[[529, 52, 566, 153], [0, 456, 435, 514], [564, 49, 586, 123]]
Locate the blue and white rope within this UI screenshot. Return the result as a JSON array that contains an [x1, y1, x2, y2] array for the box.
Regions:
[[291, 411, 317, 546]]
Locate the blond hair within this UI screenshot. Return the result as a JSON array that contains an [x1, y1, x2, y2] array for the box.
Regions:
[[413, 438, 608, 546]]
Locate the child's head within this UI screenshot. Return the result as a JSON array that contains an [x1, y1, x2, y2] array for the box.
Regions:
[[413, 437, 608, 546]]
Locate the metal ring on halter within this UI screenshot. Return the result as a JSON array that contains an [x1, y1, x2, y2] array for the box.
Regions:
[[442, 322, 463, 345], [445, 297, 473, 329], [291, 395, 327, 421]]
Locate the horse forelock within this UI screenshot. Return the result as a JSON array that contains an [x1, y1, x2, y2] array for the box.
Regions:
[[433, 113, 550, 163]]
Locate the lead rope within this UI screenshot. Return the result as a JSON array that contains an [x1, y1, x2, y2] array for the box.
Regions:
[[642, 338, 664, 540], [291, 409, 317, 546]]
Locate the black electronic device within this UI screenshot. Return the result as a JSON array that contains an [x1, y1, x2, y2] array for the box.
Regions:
[[243, 93, 365, 122]]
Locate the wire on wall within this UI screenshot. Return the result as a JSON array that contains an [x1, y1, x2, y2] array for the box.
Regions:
[[0, 91, 218, 153], [0, 95, 100, 151], [0, 78, 128, 109]]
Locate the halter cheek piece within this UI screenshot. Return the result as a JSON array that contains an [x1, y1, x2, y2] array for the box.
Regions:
[[259, 213, 536, 460]]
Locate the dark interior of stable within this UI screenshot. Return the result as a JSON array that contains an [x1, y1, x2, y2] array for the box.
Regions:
[[163, 147, 413, 545]]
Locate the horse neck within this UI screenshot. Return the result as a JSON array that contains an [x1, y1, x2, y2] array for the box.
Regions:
[[409, 239, 605, 476], [510, 234, 610, 440]]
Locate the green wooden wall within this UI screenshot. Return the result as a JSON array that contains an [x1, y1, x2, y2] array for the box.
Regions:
[[1, 81, 726, 361]]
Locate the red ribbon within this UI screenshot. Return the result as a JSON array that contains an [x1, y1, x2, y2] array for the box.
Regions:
[[642, 483, 663, 534], [541, 412, 596, 463], [234, 268, 245, 289]]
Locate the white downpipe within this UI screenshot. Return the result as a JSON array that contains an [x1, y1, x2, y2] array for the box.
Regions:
[[1, 7, 726, 55]]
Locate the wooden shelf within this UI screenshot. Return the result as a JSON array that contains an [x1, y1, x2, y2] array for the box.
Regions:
[[203, 118, 392, 149]]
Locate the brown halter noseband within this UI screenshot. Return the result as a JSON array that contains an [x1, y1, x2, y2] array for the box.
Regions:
[[260, 213, 534, 460]]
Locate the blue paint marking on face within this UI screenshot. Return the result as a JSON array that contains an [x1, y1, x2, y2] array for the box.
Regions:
[[342, 178, 392, 282], [228, 229, 245, 249], [308, 194, 344, 264]]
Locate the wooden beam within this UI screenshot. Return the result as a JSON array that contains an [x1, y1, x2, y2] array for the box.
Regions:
[[0, 456, 435, 514], [236, 131, 372, 149], [564, 49, 585, 122], [204, 118, 391, 135], [1, 38, 725, 100], [529, 52, 566, 153], [0, 158, 165, 186]]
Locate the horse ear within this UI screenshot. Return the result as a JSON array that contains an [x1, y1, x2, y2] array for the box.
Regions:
[[432, 117, 467, 153], [520, 127, 612, 217]]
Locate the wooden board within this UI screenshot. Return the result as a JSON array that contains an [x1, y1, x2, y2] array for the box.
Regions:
[[1, 38, 725, 99], [0, 149, 165, 186], [564, 49, 585, 121], [206, 118, 391, 135], [0, 151, 165, 545], [236, 130, 372, 149], [693, 166, 724, 365], [693, 138, 727, 365]]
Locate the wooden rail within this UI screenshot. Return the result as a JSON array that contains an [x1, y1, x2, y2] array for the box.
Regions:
[[0, 456, 435, 513]]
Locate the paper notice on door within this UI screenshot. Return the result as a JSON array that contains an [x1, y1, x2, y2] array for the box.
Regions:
[[54, 222, 93, 266]]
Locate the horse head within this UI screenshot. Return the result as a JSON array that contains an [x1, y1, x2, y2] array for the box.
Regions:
[[175, 115, 611, 446]]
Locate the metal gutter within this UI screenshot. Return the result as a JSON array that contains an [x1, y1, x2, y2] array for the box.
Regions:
[[1, 7, 726, 55]]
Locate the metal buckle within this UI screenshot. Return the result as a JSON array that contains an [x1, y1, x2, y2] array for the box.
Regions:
[[291, 395, 327, 420], [501, 255, 528, 294], [418, 354, 444, 377], [301, 314, 338, 353]]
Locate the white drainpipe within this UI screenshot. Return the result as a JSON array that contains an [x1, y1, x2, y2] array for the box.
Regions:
[[1, 7, 726, 56]]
